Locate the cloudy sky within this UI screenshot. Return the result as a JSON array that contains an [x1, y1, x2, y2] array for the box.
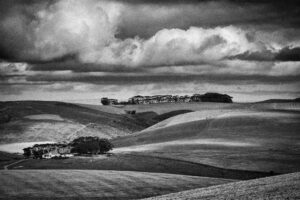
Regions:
[[0, 0, 299, 103]]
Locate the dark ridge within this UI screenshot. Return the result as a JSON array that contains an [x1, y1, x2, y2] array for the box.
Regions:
[[153, 110, 193, 121], [257, 98, 300, 103]]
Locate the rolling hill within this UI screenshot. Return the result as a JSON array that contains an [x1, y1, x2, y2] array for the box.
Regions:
[[257, 98, 300, 103], [0, 101, 154, 144], [0, 101, 209, 145], [143, 172, 300, 200], [0, 170, 233, 200], [113, 103, 300, 173]]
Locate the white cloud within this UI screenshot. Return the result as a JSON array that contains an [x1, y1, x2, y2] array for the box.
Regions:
[[31, 0, 123, 60], [80, 26, 273, 67], [0, 62, 28, 75]]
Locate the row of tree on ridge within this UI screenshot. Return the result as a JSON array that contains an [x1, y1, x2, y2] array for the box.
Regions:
[[101, 92, 233, 105]]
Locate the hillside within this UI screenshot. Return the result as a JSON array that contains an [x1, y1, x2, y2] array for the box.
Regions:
[[118, 102, 245, 115], [0, 151, 23, 169], [6, 153, 272, 180], [0, 101, 152, 144], [113, 103, 300, 173], [0, 170, 233, 200], [144, 172, 300, 200]]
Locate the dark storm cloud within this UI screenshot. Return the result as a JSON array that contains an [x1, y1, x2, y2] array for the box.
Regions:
[[117, 0, 300, 39], [25, 73, 300, 85], [0, 0, 55, 62], [275, 47, 300, 61], [230, 47, 300, 62], [0, 0, 299, 63], [0, 0, 299, 102]]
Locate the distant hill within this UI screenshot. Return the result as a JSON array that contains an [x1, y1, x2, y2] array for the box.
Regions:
[[257, 98, 300, 103], [144, 172, 300, 200]]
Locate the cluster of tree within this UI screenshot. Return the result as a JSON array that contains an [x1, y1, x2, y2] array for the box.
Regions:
[[101, 98, 118, 105], [101, 92, 233, 105], [70, 137, 113, 155]]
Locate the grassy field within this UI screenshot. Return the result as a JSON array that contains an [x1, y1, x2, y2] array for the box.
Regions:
[[144, 172, 300, 200], [6, 153, 272, 180], [0, 151, 23, 169], [0, 101, 199, 145], [113, 104, 300, 173], [0, 170, 233, 200], [0, 101, 299, 199], [0, 101, 156, 144]]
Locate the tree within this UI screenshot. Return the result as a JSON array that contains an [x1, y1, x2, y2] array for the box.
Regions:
[[32, 149, 44, 159], [99, 138, 113, 153], [23, 147, 32, 158], [101, 98, 110, 105], [70, 136, 113, 155]]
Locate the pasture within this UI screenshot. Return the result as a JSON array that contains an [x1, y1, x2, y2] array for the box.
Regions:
[[144, 172, 300, 200], [0, 170, 233, 200]]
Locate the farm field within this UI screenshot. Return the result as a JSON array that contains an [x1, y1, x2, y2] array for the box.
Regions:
[[0, 170, 233, 200], [144, 172, 300, 200]]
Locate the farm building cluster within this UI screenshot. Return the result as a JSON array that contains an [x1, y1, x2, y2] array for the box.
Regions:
[[23, 137, 113, 159], [23, 143, 73, 159], [101, 92, 233, 105]]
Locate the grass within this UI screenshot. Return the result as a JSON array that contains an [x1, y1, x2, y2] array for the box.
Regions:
[[0, 170, 233, 200], [7, 153, 273, 180], [0, 151, 23, 169], [143, 172, 300, 200]]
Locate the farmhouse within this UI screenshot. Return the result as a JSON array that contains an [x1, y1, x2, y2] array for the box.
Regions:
[[24, 143, 73, 159], [191, 94, 202, 102]]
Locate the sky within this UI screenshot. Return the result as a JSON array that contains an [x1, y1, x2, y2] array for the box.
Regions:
[[0, 0, 299, 103]]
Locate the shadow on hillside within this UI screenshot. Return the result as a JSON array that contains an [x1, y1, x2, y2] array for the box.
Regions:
[[9, 153, 276, 180]]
